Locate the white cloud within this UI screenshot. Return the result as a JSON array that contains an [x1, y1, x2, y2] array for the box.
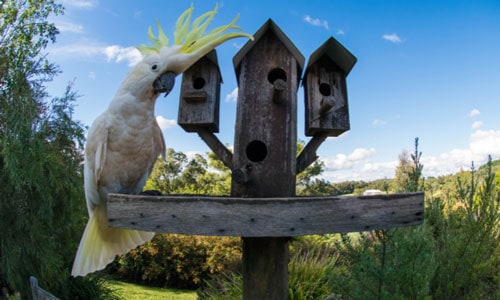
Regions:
[[336, 29, 345, 36], [323, 147, 376, 171], [156, 116, 176, 130], [472, 121, 483, 130], [372, 119, 386, 126], [470, 129, 500, 157], [322, 159, 397, 183], [413, 129, 500, 178], [349, 148, 376, 161], [382, 33, 402, 43], [469, 108, 480, 117], [304, 15, 329, 30], [55, 20, 84, 33], [103, 45, 142, 66], [225, 87, 238, 102], [88, 71, 95, 80], [319, 129, 500, 183], [48, 43, 142, 66]]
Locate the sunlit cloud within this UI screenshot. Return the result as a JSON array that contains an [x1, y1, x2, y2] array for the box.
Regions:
[[304, 15, 329, 30], [382, 33, 402, 43], [472, 121, 483, 130], [156, 116, 176, 130], [320, 129, 500, 183], [372, 119, 386, 126], [469, 108, 480, 117], [322, 147, 376, 171], [103, 45, 142, 66], [55, 20, 84, 33], [47, 43, 142, 66], [225, 87, 238, 102]]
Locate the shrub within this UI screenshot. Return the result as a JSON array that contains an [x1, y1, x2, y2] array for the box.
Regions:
[[110, 234, 242, 289]]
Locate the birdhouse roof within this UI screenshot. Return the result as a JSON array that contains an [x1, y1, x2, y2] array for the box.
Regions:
[[233, 19, 305, 79], [305, 37, 357, 76], [204, 49, 219, 68], [203, 49, 223, 83]]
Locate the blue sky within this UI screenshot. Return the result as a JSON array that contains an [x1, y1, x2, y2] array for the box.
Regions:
[[46, 0, 500, 182]]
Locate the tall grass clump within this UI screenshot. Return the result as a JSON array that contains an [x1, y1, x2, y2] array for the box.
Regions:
[[198, 236, 340, 299]]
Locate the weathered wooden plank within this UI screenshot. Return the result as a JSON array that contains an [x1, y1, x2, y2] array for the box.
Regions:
[[107, 192, 424, 236]]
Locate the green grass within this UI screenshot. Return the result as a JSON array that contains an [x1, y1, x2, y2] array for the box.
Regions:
[[106, 280, 197, 300]]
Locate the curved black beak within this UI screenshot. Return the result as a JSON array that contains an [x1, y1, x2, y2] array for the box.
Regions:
[[153, 71, 176, 97]]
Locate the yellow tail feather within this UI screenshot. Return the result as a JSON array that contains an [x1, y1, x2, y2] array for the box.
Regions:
[[71, 206, 154, 277]]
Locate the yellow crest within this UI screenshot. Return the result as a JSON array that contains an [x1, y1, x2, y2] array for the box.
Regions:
[[137, 3, 253, 55]]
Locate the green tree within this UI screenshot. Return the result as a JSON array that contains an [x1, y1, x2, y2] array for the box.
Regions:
[[0, 1, 114, 298], [394, 138, 423, 192], [145, 148, 231, 195], [145, 149, 189, 194], [394, 150, 412, 193], [429, 157, 500, 299], [332, 139, 436, 300], [296, 141, 327, 195]]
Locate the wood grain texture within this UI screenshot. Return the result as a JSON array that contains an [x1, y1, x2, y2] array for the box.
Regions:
[[177, 54, 221, 133], [107, 192, 424, 236]]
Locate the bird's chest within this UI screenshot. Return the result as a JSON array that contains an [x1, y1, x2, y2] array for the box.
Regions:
[[109, 116, 154, 154], [104, 117, 157, 187]]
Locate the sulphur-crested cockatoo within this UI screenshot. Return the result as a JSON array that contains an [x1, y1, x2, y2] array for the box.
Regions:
[[71, 4, 253, 277]]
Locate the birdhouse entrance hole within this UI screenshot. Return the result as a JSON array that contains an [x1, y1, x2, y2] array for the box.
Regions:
[[192, 76, 206, 90], [319, 82, 332, 96], [246, 140, 267, 162], [267, 67, 287, 84]]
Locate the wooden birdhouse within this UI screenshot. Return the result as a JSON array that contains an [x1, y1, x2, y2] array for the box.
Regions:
[[304, 37, 357, 136], [178, 50, 222, 132], [232, 19, 305, 197]]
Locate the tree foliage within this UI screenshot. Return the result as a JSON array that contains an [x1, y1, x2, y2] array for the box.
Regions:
[[0, 1, 114, 298], [144, 148, 231, 195], [330, 140, 500, 300], [427, 156, 500, 299]]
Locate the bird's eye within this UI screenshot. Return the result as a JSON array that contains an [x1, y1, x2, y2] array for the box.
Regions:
[[152, 64, 158, 71]]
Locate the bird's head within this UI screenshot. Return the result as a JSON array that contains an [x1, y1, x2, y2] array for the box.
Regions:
[[128, 3, 253, 98]]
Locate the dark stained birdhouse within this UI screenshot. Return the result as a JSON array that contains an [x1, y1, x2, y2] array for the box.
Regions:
[[178, 50, 222, 132], [303, 37, 357, 136]]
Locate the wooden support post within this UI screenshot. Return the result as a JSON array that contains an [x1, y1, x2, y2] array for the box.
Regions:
[[196, 127, 233, 170], [296, 132, 328, 174], [243, 237, 289, 300], [231, 20, 304, 300]]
